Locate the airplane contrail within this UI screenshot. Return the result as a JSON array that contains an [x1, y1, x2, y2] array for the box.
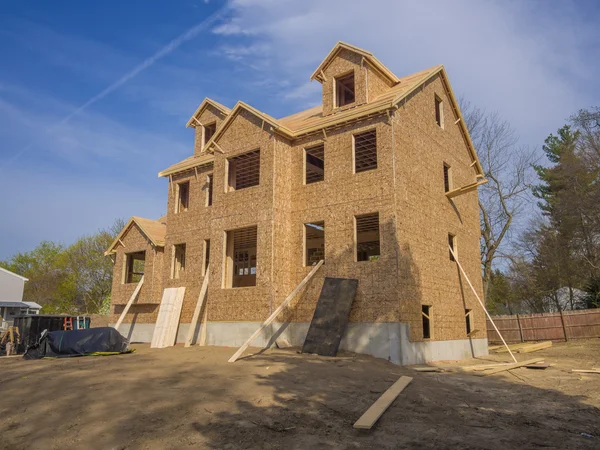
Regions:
[[0, 5, 228, 171]]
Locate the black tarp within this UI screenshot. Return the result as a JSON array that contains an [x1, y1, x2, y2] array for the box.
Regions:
[[24, 327, 130, 359], [302, 277, 358, 357]]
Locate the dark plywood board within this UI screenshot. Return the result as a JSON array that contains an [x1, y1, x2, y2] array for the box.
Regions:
[[302, 277, 358, 356]]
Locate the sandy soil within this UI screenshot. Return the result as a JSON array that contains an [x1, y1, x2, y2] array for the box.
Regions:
[[0, 340, 599, 449]]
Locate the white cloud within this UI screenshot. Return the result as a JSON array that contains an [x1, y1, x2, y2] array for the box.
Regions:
[[213, 0, 600, 148]]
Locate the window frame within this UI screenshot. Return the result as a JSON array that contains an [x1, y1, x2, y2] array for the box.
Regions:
[[443, 163, 452, 193], [175, 181, 190, 214], [203, 122, 217, 149], [353, 129, 378, 174], [123, 251, 146, 284], [422, 305, 432, 339], [354, 212, 381, 262], [304, 221, 325, 267], [465, 309, 473, 335], [172, 243, 186, 280], [334, 71, 356, 108], [435, 95, 444, 129], [304, 143, 325, 185], [225, 149, 261, 192]]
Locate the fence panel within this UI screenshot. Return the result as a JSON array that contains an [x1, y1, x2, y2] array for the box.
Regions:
[[487, 308, 600, 343]]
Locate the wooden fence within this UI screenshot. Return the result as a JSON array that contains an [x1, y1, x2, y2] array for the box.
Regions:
[[487, 308, 600, 343]]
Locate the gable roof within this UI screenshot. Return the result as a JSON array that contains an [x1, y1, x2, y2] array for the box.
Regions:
[[161, 47, 484, 179], [105, 216, 167, 256], [186, 98, 231, 128], [0, 266, 28, 282], [310, 41, 400, 85]]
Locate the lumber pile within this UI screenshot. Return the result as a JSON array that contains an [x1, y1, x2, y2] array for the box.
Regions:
[[493, 341, 552, 354]]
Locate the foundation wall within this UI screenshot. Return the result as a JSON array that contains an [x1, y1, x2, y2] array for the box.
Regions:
[[115, 321, 487, 365]]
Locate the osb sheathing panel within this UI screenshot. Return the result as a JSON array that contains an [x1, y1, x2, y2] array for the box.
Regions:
[[193, 105, 228, 156], [321, 48, 368, 116], [393, 74, 485, 342], [366, 63, 394, 102], [112, 72, 484, 345], [109, 223, 164, 324], [162, 109, 279, 323], [285, 115, 399, 324]]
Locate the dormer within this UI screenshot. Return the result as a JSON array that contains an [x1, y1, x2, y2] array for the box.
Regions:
[[186, 98, 231, 156], [311, 42, 399, 116]]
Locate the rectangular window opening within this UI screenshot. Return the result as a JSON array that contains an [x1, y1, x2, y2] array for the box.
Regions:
[[305, 144, 325, 184], [176, 181, 190, 213], [435, 96, 444, 128], [224, 226, 257, 288], [304, 221, 325, 266], [203, 239, 211, 276], [335, 72, 355, 107], [422, 305, 431, 339], [465, 309, 473, 335], [448, 234, 456, 261], [203, 122, 216, 146], [124, 251, 145, 284], [355, 213, 380, 262], [354, 130, 377, 173], [206, 173, 213, 206], [227, 149, 260, 191], [443, 163, 451, 193], [172, 244, 186, 279]]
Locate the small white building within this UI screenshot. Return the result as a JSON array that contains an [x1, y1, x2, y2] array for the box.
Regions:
[[0, 267, 40, 329]]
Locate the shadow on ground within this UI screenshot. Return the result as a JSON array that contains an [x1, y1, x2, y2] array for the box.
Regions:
[[1, 341, 600, 449]]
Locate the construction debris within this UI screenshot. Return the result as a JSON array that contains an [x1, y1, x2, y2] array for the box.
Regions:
[[476, 358, 545, 376], [516, 341, 553, 353], [412, 366, 443, 372], [353, 376, 413, 430]]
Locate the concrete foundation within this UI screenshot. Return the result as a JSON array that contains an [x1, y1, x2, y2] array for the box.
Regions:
[[115, 321, 488, 365]]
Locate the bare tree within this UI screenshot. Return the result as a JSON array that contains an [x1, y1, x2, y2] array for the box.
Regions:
[[460, 99, 538, 300]]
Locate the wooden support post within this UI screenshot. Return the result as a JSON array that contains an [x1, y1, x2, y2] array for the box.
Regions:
[[559, 310, 569, 341], [516, 314, 524, 343], [184, 268, 210, 347], [199, 307, 208, 346], [228, 260, 324, 363], [114, 276, 144, 331], [449, 246, 517, 363]]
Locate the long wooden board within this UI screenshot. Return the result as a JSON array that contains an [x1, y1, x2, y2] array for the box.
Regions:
[[151, 287, 186, 348], [302, 277, 358, 357], [114, 276, 144, 330], [184, 269, 210, 347], [516, 341, 552, 353], [228, 260, 324, 363], [353, 376, 413, 430], [480, 358, 544, 376]]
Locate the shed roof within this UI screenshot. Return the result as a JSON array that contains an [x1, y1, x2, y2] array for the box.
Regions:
[[105, 216, 167, 256]]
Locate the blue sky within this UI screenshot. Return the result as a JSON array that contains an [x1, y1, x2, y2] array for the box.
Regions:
[[1, 0, 599, 259]]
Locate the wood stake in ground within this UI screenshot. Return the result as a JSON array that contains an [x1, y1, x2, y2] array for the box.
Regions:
[[353, 376, 413, 429], [228, 260, 324, 363], [184, 268, 210, 347], [114, 276, 144, 331], [449, 246, 517, 363]]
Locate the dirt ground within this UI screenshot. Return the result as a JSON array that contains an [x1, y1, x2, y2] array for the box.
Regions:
[[1, 340, 599, 449]]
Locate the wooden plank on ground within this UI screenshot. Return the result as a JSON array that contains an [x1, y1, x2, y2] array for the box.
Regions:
[[480, 358, 544, 376], [516, 341, 552, 353], [184, 268, 210, 347], [572, 369, 600, 374], [114, 276, 144, 331], [353, 376, 413, 430], [412, 366, 443, 372], [228, 260, 324, 362]]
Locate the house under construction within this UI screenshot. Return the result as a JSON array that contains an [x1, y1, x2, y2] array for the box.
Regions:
[[106, 42, 488, 364]]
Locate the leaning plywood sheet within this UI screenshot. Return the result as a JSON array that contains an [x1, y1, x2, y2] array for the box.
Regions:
[[302, 277, 358, 357], [354, 376, 413, 430], [151, 287, 186, 348]]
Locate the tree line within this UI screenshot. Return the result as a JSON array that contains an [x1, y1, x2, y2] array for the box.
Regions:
[[0, 219, 124, 314], [474, 106, 600, 314]]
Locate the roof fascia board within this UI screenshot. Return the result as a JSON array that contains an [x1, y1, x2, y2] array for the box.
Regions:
[[186, 98, 231, 128], [105, 218, 164, 256], [0, 266, 28, 282]]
